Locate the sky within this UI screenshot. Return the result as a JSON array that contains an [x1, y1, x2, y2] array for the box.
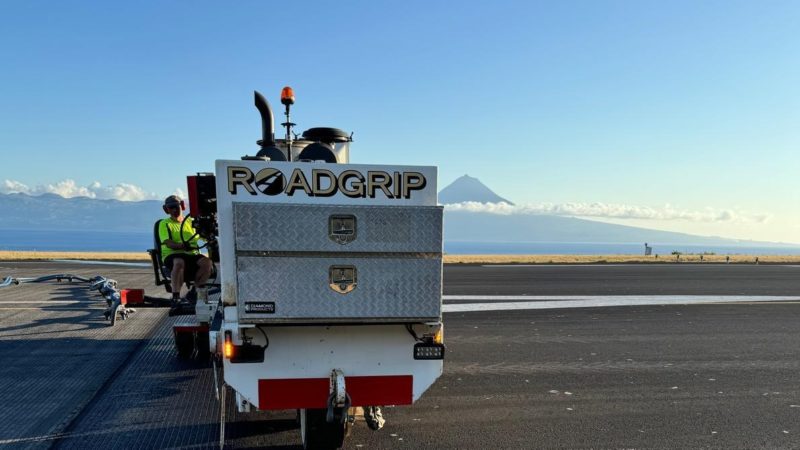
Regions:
[[0, 1, 798, 243]]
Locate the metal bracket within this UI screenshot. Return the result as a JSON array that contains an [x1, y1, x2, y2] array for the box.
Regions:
[[326, 369, 351, 423]]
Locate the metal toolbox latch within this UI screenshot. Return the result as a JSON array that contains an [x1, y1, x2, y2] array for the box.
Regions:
[[328, 215, 356, 245], [329, 265, 357, 294]]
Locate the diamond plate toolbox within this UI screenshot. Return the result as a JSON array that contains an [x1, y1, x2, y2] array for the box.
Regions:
[[233, 203, 443, 323], [233, 203, 442, 253], [236, 256, 441, 322]]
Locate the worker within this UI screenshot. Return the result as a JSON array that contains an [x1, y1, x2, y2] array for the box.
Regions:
[[158, 195, 213, 306]]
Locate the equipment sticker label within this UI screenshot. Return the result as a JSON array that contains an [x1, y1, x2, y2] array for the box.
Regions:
[[245, 301, 276, 314]]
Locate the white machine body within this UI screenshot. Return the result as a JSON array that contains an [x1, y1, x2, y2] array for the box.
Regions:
[[213, 159, 444, 411]]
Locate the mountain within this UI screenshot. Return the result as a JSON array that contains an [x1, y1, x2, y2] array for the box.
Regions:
[[443, 211, 749, 246], [437, 175, 793, 248], [0, 192, 159, 232], [0, 182, 793, 250], [438, 175, 513, 205]]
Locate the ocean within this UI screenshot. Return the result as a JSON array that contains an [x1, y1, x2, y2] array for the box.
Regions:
[[0, 229, 798, 255], [0, 229, 153, 252], [444, 241, 800, 256]]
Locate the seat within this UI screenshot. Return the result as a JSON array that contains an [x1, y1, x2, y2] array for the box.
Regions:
[[148, 219, 174, 293]]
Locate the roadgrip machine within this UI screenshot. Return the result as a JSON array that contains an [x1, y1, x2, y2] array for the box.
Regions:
[[177, 87, 444, 449]]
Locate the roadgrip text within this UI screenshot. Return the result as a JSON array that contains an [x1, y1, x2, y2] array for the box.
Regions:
[[227, 166, 427, 199]]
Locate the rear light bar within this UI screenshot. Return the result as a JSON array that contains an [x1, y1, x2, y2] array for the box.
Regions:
[[414, 342, 445, 360]]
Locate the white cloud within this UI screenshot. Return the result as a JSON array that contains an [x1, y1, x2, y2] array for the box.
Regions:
[[95, 182, 156, 201], [443, 201, 771, 224], [2, 180, 30, 193], [0, 178, 164, 202]]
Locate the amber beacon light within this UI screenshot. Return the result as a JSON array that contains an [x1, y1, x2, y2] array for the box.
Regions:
[[280, 86, 295, 105]]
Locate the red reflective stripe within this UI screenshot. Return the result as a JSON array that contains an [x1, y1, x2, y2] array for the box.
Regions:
[[260, 378, 329, 410], [347, 375, 413, 406], [258, 375, 413, 410]]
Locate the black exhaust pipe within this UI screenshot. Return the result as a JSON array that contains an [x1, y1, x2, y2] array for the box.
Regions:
[[254, 90, 274, 146], [253, 90, 287, 161]]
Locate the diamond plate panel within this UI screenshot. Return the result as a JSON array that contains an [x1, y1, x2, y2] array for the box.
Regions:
[[236, 256, 442, 323], [233, 203, 443, 253]]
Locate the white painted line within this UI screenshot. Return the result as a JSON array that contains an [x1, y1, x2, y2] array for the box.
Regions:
[[480, 264, 643, 268], [444, 295, 800, 302], [0, 300, 87, 304], [479, 264, 800, 268], [442, 295, 800, 312], [0, 307, 88, 310], [50, 259, 151, 267]]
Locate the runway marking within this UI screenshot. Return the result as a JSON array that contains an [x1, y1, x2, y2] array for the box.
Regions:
[[0, 300, 88, 304], [479, 264, 800, 268], [480, 264, 653, 268], [442, 295, 800, 312], [0, 307, 92, 310], [50, 259, 151, 267]]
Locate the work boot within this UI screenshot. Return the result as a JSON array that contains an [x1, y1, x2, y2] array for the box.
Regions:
[[168, 300, 180, 316], [185, 287, 197, 304], [170, 303, 193, 316], [169, 296, 184, 316]]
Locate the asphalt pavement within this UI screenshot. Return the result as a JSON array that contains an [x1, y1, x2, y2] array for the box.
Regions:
[[0, 262, 798, 449], [444, 263, 800, 296]]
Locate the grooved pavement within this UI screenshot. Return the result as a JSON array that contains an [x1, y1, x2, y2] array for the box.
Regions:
[[1, 262, 799, 449]]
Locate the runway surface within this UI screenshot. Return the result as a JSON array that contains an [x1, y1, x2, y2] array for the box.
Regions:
[[0, 262, 799, 449], [445, 263, 800, 296]]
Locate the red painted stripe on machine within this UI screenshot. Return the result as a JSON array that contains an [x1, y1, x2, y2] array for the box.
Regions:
[[258, 375, 413, 410]]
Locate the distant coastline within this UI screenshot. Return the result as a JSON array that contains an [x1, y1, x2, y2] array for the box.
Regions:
[[2, 251, 799, 265], [1, 229, 798, 256]]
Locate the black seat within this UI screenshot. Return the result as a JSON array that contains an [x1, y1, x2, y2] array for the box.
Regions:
[[148, 219, 174, 293]]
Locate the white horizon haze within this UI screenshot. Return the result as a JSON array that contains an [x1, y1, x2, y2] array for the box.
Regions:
[[2, 175, 794, 245]]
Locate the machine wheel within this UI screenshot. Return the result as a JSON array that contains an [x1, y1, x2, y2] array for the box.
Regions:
[[175, 330, 194, 358], [300, 408, 346, 450]]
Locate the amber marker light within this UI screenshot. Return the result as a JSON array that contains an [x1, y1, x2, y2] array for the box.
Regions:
[[434, 325, 444, 344], [224, 330, 234, 359], [280, 86, 295, 105]]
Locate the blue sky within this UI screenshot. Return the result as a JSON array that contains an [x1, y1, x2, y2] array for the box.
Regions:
[[1, 1, 798, 243]]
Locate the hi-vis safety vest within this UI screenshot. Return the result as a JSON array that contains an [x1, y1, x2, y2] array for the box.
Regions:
[[158, 217, 200, 261]]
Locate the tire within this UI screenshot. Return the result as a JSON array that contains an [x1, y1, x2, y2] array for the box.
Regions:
[[300, 408, 346, 450]]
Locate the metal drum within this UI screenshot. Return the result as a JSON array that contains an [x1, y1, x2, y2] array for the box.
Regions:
[[275, 139, 350, 163]]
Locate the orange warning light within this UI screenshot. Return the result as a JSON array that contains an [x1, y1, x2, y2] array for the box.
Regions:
[[434, 325, 444, 344], [224, 331, 234, 359], [281, 86, 295, 105]]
